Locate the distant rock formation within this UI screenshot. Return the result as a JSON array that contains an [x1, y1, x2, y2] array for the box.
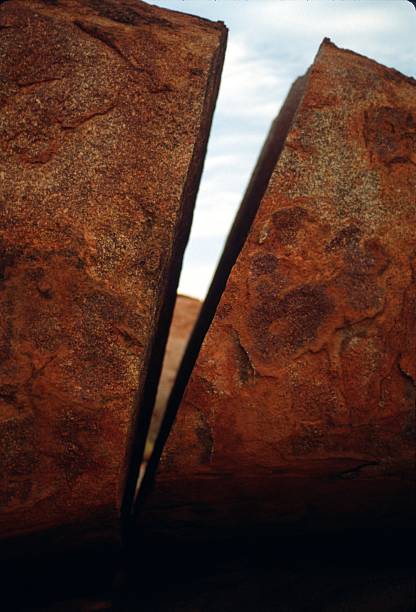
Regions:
[[146, 295, 202, 457]]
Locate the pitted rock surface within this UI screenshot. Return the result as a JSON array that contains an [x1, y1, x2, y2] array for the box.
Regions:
[[148, 40, 416, 531], [0, 0, 226, 541]]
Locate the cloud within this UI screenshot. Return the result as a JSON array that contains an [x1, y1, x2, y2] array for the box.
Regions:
[[218, 36, 291, 119], [178, 263, 215, 299], [189, 190, 239, 239], [257, 1, 399, 36]]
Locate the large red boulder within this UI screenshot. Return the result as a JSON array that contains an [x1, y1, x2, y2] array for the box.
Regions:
[[143, 40, 416, 535], [0, 0, 226, 546]]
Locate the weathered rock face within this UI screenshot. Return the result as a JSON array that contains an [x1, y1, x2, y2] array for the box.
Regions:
[[0, 0, 226, 544], [143, 40, 416, 534], [147, 294, 201, 455]]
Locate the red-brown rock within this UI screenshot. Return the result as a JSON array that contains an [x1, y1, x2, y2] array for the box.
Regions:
[[147, 294, 201, 455], [0, 0, 226, 546], [143, 40, 416, 535]]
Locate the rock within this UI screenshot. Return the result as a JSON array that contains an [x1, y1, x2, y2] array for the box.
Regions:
[[0, 0, 226, 547], [141, 39, 416, 535], [146, 294, 201, 456]]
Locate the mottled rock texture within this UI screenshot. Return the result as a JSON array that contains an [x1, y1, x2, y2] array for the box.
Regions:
[[0, 0, 226, 544], [143, 40, 416, 534]]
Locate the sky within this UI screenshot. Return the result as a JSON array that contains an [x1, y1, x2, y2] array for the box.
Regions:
[[155, 0, 415, 299]]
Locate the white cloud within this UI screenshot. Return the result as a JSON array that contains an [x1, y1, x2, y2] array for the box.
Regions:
[[218, 35, 292, 119], [189, 200, 237, 239], [257, 1, 398, 36], [203, 153, 238, 172], [178, 263, 216, 300]]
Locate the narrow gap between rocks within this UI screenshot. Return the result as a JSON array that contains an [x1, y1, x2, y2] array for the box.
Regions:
[[121, 29, 227, 527], [135, 72, 309, 514]]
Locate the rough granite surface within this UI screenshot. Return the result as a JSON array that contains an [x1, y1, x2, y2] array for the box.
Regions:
[[147, 40, 416, 531], [0, 0, 226, 541]]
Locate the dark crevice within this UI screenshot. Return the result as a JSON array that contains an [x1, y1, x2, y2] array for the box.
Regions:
[[335, 461, 380, 480], [121, 26, 228, 534], [398, 357, 416, 390], [136, 72, 310, 512], [73, 20, 140, 72], [230, 327, 256, 383], [17, 77, 62, 88]]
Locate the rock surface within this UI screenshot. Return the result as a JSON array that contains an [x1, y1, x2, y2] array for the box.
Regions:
[[0, 0, 226, 545], [143, 40, 416, 534]]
